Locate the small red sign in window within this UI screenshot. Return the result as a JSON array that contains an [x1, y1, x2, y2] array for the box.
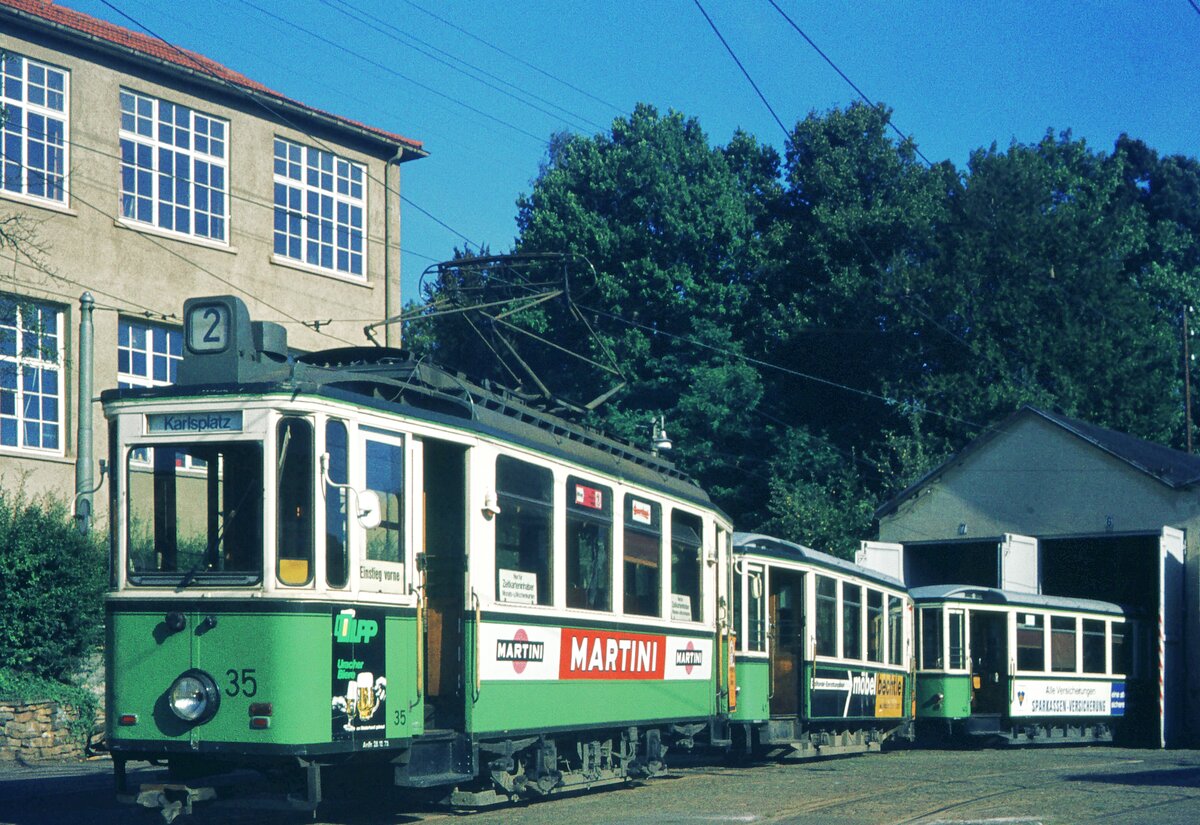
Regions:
[[575, 484, 603, 510]]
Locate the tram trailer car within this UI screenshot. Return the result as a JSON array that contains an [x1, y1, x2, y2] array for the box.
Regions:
[[104, 296, 737, 819], [911, 586, 1147, 745], [729, 534, 915, 758]]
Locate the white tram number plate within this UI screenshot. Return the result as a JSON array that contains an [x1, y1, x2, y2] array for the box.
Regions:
[[188, 303, 231, 353]]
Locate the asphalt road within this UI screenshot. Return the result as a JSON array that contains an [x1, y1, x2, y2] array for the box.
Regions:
[[1, 746, 1198, 824]]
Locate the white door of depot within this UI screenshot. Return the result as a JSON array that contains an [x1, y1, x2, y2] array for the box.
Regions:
[[857, 541, 904, 583], [999, 534, 1039, 594]]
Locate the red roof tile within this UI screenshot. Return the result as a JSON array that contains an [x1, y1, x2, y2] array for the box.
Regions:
[[0, 0, 424, 153]]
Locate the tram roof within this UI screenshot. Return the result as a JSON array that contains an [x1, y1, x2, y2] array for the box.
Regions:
[[908, 585, 1126, 616], [733, 532, 906, 591], [102, 347, 724, 516]]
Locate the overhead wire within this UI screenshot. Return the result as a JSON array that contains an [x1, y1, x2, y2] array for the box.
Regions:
[[319, 0, 607, 133], [692, 0, 791, 143], [397, 0, 628, 117], [577, 302, 987, 433], [765, 0, 934, 166], [229, 0, 546, 145]]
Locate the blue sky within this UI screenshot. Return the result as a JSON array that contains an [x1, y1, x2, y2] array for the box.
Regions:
[[69, 0, 1200, 306]]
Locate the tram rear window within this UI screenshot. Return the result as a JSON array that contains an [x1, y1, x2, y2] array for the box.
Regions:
[[126, 442, 263, 584]]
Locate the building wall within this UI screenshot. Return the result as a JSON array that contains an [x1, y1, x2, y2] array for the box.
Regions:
[[0, 18, 414, 525]]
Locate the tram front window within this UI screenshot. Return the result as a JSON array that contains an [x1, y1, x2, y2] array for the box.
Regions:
[[126, 441, 263, 584]]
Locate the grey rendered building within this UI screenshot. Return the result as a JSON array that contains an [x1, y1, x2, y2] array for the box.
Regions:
[[0, 0, 425, 516], [866, 405, 1200, 745]]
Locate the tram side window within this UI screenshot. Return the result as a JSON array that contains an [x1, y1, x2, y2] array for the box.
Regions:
[[1111, 621, 1130, 675], [365, 436, 404, 564], [277, 418, 314, 585], [127, 441, 263, 581], [1082, 618, 1106, 674], [670, 511, 703, 621], [867, 589, 884, 663], [747, 568, 766, 652], [842, 583, 862, 660], [920, 607, 943, 669], [887, 595, 904, 666], [815, 575, 838, 657], [1051, 616, 1077, 672], [1017, 613, 1046, 671], [495, 456, 553, 606], [566, 477, 612, 611], [623, 497, 661, 617], [948, 609, 966, 669], [325, 420, 348, 588]]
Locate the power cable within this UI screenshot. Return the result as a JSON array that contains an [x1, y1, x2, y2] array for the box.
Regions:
[[229, 0, 547, 144], [320, 0, 606, 133], [397, 0, 628, 116], [693, 0, 791, 144], [577, 302, 987, 432], [765, 0, 934, 166]]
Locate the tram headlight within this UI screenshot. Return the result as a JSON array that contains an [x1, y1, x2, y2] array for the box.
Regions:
[[168, 669, 221, 723]]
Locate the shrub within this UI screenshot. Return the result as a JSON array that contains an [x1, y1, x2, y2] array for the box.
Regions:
[[0, 489, 106, 682]]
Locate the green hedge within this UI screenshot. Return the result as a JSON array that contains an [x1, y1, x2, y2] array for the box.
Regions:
[[0, 489, 106, 682]]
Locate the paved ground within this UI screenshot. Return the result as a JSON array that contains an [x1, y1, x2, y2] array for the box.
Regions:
[[1, 746, 1198, 824]]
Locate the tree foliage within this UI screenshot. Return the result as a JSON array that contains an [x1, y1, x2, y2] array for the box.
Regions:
[[414, 102, 1200, 558]]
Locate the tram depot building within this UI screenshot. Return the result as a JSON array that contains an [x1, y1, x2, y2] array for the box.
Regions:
[[0, 0, 425, 509], [864, 405, 1200, 746]]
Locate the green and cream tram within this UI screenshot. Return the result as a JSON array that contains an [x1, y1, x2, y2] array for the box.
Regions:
[[728, 533, 915, 757], [911, 585, 1141, 744], [104, 296, 735, 818]]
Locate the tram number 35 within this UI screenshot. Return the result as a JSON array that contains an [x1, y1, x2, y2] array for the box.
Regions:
[[225, 668, 258, 697]]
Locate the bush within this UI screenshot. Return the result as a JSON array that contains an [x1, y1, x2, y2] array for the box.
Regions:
[[0, 489, 106, 681]]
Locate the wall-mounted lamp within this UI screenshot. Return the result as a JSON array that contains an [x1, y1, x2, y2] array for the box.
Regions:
[[482, 490, 502, 519], [957, 522, 968, 536]]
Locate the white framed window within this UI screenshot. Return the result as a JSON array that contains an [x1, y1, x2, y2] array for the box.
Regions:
[[117, 318, 181, 389], [120, 89, 227, 241], [273, 137, 366, 277], [118, 319, 190, 467], [0, 296, 63, 453], [0, 51, 68, 204]]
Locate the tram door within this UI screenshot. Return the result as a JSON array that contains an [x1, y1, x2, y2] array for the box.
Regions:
[[420, 439, 468, 730], [969, 609, 1008, 715], [768, 569, 805, 716]]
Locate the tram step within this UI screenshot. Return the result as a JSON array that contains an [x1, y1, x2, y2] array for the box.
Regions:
[[393, 733, 476, 788]]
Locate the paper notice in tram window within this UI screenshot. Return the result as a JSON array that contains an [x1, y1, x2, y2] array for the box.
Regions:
[[499, 569, 538, 605], [671, 594, 693, 622]]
